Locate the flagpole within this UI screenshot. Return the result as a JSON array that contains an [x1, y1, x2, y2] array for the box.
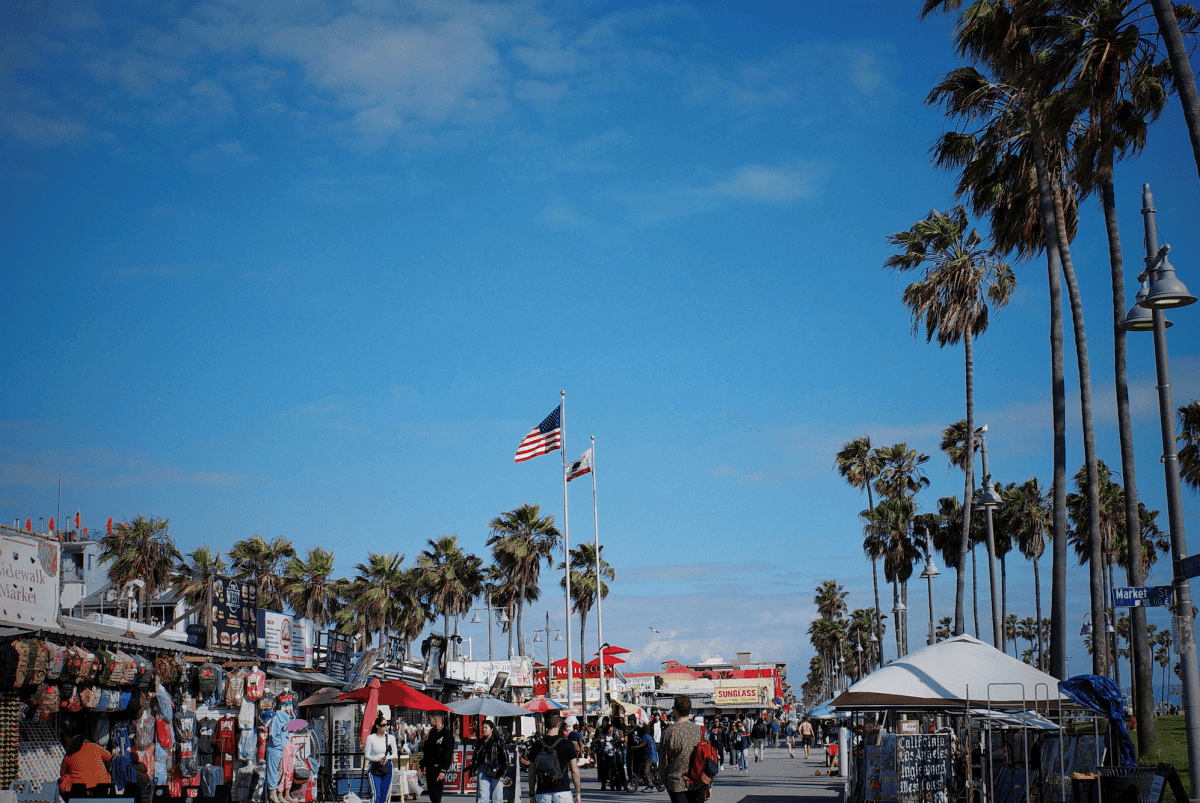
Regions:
[[560, 390, 574, 714], [593, 435, 605, 713]]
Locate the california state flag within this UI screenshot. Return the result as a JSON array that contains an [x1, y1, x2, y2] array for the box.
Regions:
[[566, 448, 592, 482]]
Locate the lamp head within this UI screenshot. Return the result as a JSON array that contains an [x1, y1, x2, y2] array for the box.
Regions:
[[554, 632, 564, 642], [1080, 619, 1092, 637], [919, 552, 941, 580], [533, 632, 543, 643], [1142, 255, 1196, 309], [979, 481, 1003, 509], [497, 610, 510, 624], [893, 600, 906, 613], [470, 611, 483, 624], [1121, 279, 1161, 331]]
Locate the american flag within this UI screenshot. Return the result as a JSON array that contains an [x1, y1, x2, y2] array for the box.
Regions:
[[515, 405, 562, 463]]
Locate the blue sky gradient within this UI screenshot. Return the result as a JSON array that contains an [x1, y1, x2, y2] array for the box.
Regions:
[[2, 0, 1198, 685]]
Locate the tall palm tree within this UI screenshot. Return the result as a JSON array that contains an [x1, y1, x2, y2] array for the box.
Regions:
[[940, 419, 996, 640], [1148, 0, 1200, 182], [835, 437, 886, 649], [1179, 400, 1200, 492], [1063, 0, 1169, 748], [282, 546, 337, 628], [229, 534, 296, 612], [100, 516, 180, 621], [885, 208, 1014, 638], [923, 0, 1104, 680], [874, 443, 931, 656], [488, 505, 560, 656], [1006, 477, 1049, 667], [814, 580, 849, 622], [558, 542, 614, 660], [173, 545, 227, 608], [418, 536, 485, 649]]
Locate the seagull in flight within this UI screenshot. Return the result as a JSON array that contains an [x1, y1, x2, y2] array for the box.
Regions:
[[649, 627, 660, 633]]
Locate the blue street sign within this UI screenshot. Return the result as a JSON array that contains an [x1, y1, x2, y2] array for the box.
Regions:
[[1113, 586, 1149, 607], [1113, 586, 1174, 607], [1182, 554, 1200, 580]]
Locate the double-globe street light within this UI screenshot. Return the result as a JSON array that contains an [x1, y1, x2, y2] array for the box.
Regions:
[[533, 612, 564, 696], [1119, 183, 1198, 797], [469, 586, 511, 661], [918, 525, 941, 646]]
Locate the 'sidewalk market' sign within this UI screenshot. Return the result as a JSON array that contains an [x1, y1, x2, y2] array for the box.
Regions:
[[0, 532, 60, 627]]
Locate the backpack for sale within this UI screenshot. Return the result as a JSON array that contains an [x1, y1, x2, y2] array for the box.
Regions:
[[155, 655, 180, 685], [135, 709, 156, 750], [45, 642, 66, 679], [111, 720, 139, 788], [685, 740, 721, 788], [198, 662, 220, 696], [534, 737, 565, 788]]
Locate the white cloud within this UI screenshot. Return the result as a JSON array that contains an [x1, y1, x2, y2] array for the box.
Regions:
[[703, 162, 824, 202]]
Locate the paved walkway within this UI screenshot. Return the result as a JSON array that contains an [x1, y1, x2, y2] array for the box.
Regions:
[[579, 744, 846, 803]]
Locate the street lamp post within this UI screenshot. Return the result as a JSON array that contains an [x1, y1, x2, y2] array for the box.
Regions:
[[533, 612, 563, 697], [469, 586, 511, 661], [893, 597, 907, 659], [1120, 183, 1199, 800], [977, 425, 1005, 652], [919, 526, 941, 646]]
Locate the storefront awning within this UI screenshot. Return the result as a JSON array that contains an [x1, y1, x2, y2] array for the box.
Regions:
[[267, 665, 342, 686], [2, 616, 250, 662]]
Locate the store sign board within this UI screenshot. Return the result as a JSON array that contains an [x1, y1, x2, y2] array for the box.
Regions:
[[895, 733, 952, 803], [209, 576, 257, 655], [0, 533, 60, 627], [713, 678, 775, 708], [259, 610, 311, 668], [325, 631, 353, 680]]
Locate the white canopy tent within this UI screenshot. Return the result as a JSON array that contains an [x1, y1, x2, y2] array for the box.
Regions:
[[830, 634, 1064, 710]]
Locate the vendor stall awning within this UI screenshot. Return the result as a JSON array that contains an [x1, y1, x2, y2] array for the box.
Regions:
[[831, 634, 1065, 710], [3, 616, 224, 658], [267, 666, 342, 686]]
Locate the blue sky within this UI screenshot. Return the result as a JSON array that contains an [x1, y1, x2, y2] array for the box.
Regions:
[[2, 0, 1198, 689]]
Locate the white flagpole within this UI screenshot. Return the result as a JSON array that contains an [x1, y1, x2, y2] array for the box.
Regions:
[[593, 435, 605, 713], [560, 390, 574, 713]]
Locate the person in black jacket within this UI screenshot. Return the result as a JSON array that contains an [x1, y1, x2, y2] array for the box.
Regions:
[[467, 720, 508, 803], [419, 713, 455, 803]]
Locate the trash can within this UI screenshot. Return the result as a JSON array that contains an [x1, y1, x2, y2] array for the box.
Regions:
[[1097, 767, 1160, 803]]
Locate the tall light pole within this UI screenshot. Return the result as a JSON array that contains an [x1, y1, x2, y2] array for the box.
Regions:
[[977, 425, 1004, 651], [919, 526, 941, 646], [533, 612, 563, 696], [470, 586, 511, 662], [1121, 184, 1199, 801]]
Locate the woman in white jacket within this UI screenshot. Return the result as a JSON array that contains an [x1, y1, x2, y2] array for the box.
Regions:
[[364, 717, 394, 803]]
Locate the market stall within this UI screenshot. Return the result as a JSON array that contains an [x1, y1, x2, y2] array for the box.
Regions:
[[829, 635, 1099, 803]]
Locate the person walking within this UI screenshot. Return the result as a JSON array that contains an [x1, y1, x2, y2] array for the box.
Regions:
[[798, 718, 815, 760], [784, 721, 796, 759], [638, 726, 659, 790], [708, 718, 725, 770], [729, 721, 747, 773], [660, 696, 704, 803], [419, 713, 455, 803], [527, 711, 580, 803], [364, 717, 394, 803], [770, 718, 780, 749], [750, 716, 767, 763], [468, 720, 508, 803]]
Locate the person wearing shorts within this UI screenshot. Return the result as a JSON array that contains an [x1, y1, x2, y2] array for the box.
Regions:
[[799, 719, 815, 759], [785, 722, 796, 758]]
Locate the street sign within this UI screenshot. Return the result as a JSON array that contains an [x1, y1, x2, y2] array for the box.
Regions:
[[1112, 586, 1174, 607], [1181, 553, 1200, 580]]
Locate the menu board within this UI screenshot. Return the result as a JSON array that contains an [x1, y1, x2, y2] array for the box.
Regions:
[[325, 631, 353, 681], [895, 733, 951, 803], [209, 576, 258, 655]]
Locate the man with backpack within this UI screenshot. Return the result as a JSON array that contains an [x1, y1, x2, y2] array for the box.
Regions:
[[750, 716, 768, 763], [660, 696, 705, 803], [526, 711, 579, 803]]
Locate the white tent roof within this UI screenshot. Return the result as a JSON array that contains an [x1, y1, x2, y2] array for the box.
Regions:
[[830, 634, 1063, 710]]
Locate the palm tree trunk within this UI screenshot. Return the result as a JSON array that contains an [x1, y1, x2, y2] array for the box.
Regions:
[[902, 580, 909, 657], [516, 589, 526, 657], [1151, 0, 1200, 183], [1103, 177, 1157, 751], [893, 579, 903, 659], [1033, 554, 1044, 670], [972, 546, 980, 639], [870, 558, 883, 664], [579, 608, 588, 679], [958, 333, 975, 637], [1051, 186, 1106, 677], [1028, 114, 1069, 681]]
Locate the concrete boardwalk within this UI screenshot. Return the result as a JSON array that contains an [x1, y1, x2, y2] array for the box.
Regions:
[[580, 744, 845, 803]]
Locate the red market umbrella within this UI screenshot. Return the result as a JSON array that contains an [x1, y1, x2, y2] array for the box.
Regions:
[[585, 656, 625, 667], [338, 680, 451, 714], [523, 697, 566, 713], [597, 645, 631, 656], [347, 678, 380, 748]]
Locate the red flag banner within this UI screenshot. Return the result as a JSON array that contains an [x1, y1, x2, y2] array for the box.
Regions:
[[25, 519, 31, 532], [75, 511, 80, 529], [107, 517, 113, 535], [48, 517, 54, 533]]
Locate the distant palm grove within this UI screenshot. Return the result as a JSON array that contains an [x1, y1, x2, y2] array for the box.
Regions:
[[99, 503, 613, 662], [802, 0, 1200, 763]]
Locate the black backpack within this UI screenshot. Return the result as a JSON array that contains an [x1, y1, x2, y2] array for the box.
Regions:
[[534, 737, 565, 788]]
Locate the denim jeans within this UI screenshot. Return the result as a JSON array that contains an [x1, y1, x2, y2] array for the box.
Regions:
[[371, 768, 393, 803], [476, 769, 504, 803], [534, 791, 573, 803], [735, 748, 748, 771]]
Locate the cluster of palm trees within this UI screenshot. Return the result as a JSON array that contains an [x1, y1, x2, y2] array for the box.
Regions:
[[98, 503, 614, 661], [828, 0, 1200, 756], [802, 580, 882, 708]]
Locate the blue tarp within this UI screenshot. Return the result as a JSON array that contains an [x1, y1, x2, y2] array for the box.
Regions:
[[1057, 675, 1135, 766]]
